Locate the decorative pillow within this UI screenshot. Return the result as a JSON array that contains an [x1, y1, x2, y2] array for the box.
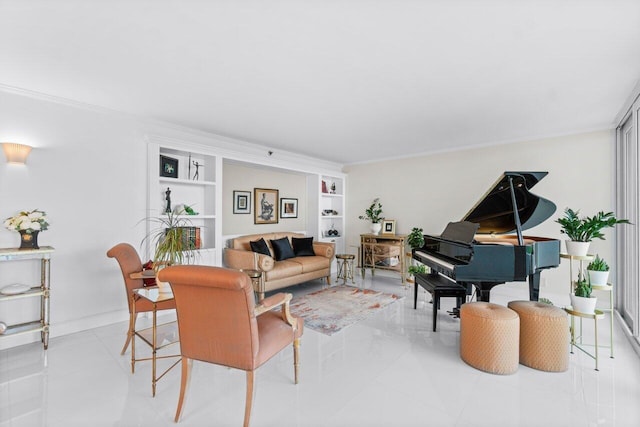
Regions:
[[292, 237, 315, 257], [270, 237, 296, 261], [250, 238, 271, 256]]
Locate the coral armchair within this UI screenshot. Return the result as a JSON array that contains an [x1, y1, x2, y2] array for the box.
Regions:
[[106, 243, 176, 357], [158, 265, 303, 427]]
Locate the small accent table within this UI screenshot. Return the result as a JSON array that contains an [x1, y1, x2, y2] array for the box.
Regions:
[[564, 306, 605, 371], [336, 254, 355, 285], [240, 269, 264, 301], [131, 287, 181, 396]]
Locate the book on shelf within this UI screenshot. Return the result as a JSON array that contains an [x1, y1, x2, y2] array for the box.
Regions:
[[179, 226, 201, 249]]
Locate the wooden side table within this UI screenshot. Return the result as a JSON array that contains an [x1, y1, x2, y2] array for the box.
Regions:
[[360, 234, 407, 284]]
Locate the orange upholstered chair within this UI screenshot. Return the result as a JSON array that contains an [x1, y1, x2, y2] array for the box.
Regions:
[[158, 265, 303, 427], [106, 243, 177, 357]]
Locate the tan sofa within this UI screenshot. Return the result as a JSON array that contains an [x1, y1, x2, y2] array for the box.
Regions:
[[223, 232, 334, 299]]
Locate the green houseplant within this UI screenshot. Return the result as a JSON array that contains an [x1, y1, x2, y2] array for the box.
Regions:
[[359, 198, 384, 234], [556, 208, 629, 255], [142, 211, 198, 291], [571, 273, 596, 314], [407, 227, 425, 250], [586, 254, 610, 286], [406, 227, 426, 283], [408, 264, 428, 276]]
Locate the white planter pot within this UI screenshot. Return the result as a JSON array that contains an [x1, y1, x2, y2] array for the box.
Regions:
[[587, 270, 610, 286], [371, 222, 382, 235], [565, 240, 590, 256], [570, 294, 597, 314]]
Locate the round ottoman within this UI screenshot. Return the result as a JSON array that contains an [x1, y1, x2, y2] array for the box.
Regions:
[[508, 300, 569, 372], [460, 302, 520, 375]]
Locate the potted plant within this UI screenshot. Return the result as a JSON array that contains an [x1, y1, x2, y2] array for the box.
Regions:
[[406, 227, 425, 283], [4, 209, 50, 250], [407, 227, 425, 250], [142, 210, 198, 292], [358, 198, 384, 235], [556, 208, 630, 256], [408, 264, 428, 277], [587, 254, 610, 286], [570, 273, 596, 314]]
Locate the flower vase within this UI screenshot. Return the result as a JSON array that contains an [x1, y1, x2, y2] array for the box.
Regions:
[[371, 223, 382, 235], [18, 230, 39, 250]]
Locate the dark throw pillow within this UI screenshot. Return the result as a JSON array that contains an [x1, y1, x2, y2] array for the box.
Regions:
[[292, 237, 315, 257], [270, 237, 296, 261], [250, 238, 271, 256]]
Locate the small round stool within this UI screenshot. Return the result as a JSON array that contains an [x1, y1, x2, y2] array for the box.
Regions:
[[336, 254, 355, 285], [460, 302, 520, 375], [508, 301, 569, 372]]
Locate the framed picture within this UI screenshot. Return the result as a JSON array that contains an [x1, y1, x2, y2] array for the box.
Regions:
[[160, 155, 178, 178], [382, 219, 396, 235], [233, 190, 251, 214], [254, 188, 278, 224], [280, 198, 298, 218]]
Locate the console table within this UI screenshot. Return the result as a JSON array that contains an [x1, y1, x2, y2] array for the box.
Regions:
[[360, 234, 406, 284], [0, 246, 54, 350]]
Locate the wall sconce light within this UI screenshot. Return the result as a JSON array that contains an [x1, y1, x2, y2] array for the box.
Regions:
[[2, 143, 32, 165]]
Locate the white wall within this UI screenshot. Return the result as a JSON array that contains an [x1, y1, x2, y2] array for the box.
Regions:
[[0, 91, 148, 349], [344, 130, 618, 302]]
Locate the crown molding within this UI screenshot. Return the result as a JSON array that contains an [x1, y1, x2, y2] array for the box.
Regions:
[[0, 83, 344, 174]]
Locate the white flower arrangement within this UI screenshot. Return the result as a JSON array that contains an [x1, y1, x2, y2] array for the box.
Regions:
[[4, 209, 50, 234]]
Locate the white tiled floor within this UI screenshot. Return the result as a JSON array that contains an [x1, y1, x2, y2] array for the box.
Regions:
[[2, 273, 640, 427]]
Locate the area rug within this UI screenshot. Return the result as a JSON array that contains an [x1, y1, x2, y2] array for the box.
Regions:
[[289, 285, 403, 336]]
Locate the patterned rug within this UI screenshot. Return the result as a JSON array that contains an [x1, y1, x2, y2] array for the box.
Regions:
[[289, 285, 403, 335]]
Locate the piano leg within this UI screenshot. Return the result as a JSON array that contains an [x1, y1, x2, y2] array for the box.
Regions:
[[528, 272, 541, 301], [477, 288, 491, 302], [471, 282, 501, 302]]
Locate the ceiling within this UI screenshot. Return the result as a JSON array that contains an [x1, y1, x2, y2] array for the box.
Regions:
[[2, 0, 639, 165]]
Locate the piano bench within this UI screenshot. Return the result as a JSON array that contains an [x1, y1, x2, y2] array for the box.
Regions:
[[414, 273, 467, 332]]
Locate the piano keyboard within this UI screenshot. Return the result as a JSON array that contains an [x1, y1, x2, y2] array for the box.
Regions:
[[414, 251, 455, 270]]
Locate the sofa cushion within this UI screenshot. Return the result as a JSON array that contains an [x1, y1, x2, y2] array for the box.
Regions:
[[290, 256, 331, 273], [292, 237, 315, 257], [271, 237, 295, 261], [250, 238, 271, 256], [265, 260, 303, 281]]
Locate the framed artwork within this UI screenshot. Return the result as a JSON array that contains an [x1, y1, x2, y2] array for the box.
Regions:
[[280, 198, 298, 218], [233, 190, 251, 214], [160, 155, 178, 178], [254, 188, 279, 224], [382, 219, 396, 235]]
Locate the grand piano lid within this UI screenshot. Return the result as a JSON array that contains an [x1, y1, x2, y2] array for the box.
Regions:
[[462, 171, 556, 234]]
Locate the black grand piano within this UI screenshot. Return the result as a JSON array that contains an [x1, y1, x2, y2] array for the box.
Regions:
[[412, 171, 560, 302]]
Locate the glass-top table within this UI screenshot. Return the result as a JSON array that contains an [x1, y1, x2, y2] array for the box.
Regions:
[[131, 286, 180, 397]]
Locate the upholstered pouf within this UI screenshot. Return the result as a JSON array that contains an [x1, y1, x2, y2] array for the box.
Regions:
[[507, 301, 569, 372], [460, 302, 520, 375]]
